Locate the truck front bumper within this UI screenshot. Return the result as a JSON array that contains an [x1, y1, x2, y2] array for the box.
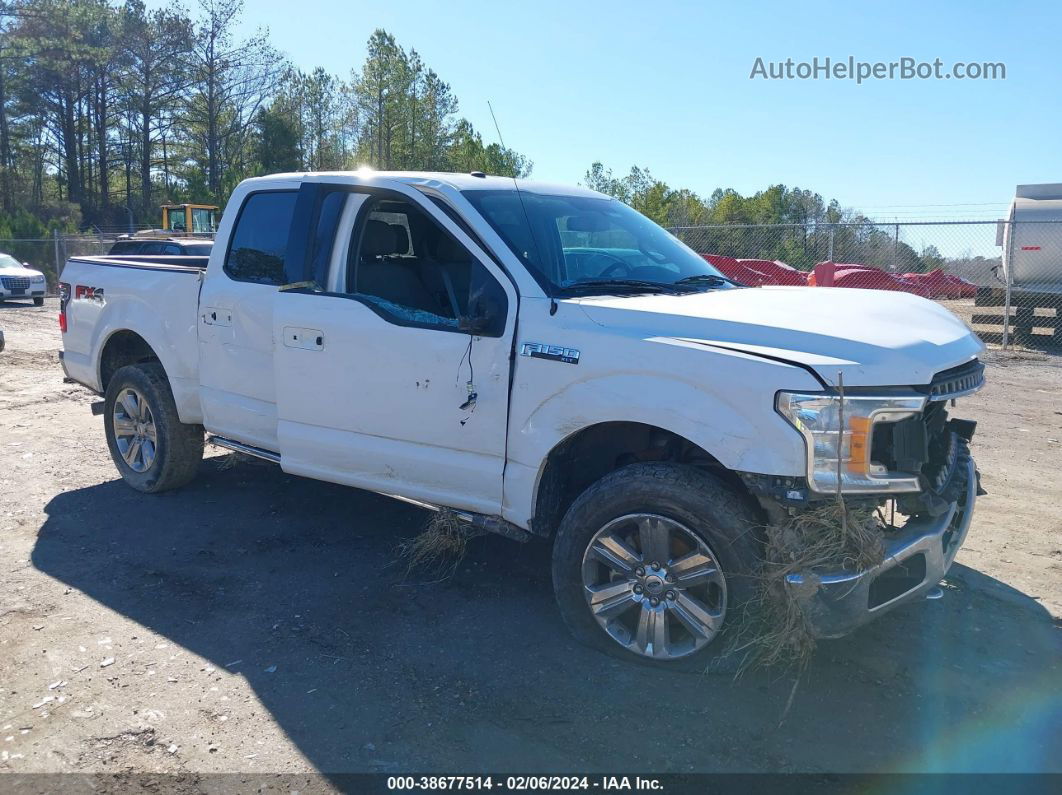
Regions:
[[784, 457, 977, 639]]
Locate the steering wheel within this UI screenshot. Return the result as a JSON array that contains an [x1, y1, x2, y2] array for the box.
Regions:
[[579, 251, 631, 278]]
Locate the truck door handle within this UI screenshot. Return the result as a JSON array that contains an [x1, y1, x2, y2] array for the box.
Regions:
[[283, 326, 324, 351], [200, 307, 231, 327]]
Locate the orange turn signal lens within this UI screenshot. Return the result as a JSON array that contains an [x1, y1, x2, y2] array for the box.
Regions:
[[847, 416, 872, 474]]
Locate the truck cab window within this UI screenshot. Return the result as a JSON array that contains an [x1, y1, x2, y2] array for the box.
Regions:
[[347, 198, 506, 335], [224, 191, 298, 285]]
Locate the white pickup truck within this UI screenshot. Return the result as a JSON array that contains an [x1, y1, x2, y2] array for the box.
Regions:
[[59, 171, 985, 667]]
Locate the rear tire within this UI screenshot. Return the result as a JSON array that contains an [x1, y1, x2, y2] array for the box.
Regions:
[[104, 362, 204, 493], [552, 462, 761, 672]]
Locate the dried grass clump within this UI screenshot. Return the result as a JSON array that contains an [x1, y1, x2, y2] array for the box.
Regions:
[[213, 451, 274, 470], [395, 509, 477, 580], [732, 500, 886, 673], [214, 452, 246, 471]]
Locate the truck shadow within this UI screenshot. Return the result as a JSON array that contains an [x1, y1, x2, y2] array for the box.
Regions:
[[31, 459, 1061, 774]]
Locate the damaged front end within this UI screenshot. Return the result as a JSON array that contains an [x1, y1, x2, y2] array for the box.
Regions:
[[743, 359, 985, 639], [784, 453, 977, 639]]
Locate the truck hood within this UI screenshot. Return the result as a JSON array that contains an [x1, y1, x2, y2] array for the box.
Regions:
[[575, 286, 985, 387]]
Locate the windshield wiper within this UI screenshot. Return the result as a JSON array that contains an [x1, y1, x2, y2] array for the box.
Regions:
[[555, 279, 677, 295], [672, 274, 738, 289]]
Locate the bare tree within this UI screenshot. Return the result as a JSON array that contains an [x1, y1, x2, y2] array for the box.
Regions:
[[119, 0, 193, 214], [185, 0, 282, 199]]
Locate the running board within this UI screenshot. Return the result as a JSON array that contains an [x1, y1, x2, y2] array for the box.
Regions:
[[364, 494, 531, 542], [207, 435, 281, 464], [453, 511, 532, 542], [205, 436, 530, 542]]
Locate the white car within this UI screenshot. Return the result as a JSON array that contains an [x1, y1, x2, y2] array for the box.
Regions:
[[58, 171, 984, 667], [0, 253, 47, 305]]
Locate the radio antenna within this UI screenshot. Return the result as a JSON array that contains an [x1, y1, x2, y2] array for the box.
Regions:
[[486, 100, 507, 157], [486, 100, 554, 314]]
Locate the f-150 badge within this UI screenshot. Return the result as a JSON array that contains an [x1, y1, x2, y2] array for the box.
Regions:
[[520, 342, 580, 365]]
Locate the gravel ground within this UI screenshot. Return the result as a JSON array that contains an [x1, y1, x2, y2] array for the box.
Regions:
[[0, 298, 1059, 781]]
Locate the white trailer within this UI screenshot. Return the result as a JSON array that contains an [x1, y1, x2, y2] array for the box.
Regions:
[[978, 184, 1062, 346], [1000, 183, 1062, 293]]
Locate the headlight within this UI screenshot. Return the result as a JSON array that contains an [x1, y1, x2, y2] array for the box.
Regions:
[[31, 274, 45, 283], [776, 391, 927, 494]]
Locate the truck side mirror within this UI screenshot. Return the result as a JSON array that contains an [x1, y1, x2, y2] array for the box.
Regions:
[[458, 306, 494, 335], [458, 290, 502, 335]]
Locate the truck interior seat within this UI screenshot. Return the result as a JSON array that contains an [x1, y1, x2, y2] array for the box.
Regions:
[[419, 232, 472, 316], [356, 219, 439, 314], [389, 223, 411, 256]]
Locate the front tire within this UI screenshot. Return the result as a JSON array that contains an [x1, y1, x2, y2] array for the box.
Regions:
[[552, 463, 761, 670], [104, 362, 204, 493], [33, 297, 44, 306]]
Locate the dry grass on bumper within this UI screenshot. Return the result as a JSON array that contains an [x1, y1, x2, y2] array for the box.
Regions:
[[731, 501, 886, 672]]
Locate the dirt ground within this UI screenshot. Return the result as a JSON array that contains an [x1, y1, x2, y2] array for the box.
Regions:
[[1, 298, 1059, 780]]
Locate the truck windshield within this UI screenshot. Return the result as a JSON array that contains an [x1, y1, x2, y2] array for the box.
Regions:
[[0, 254, 22, 268], [461, 190, 729, 295]]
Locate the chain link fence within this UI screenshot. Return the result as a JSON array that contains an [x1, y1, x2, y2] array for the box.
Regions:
[[670, 220, 1062, 352], [3, 222, 1060, 352]]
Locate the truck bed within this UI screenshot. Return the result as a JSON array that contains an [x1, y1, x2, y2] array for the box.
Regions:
[[60, 255, 208, 421]]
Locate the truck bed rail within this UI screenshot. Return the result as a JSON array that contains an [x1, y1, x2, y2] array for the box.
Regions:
[[65, 254, 209, 274]]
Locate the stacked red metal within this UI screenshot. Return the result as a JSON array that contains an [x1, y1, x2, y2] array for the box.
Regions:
[[901, 269, 978, 299], [809, 261, 930, 296], [700, 254, 808, 287]]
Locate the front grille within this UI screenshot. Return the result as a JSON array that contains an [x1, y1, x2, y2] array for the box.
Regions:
[[1, 276, 31, 290], [926, 359, 984, 401], [914, 401, 973, 514]]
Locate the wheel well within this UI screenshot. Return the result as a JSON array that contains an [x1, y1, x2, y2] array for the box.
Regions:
[[530, 422, 759, 537], [99, 331, 160, 390]]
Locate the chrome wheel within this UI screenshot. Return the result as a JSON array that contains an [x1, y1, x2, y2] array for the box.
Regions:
[[112, 388, 157, 473], [581, 513, 727, 660]]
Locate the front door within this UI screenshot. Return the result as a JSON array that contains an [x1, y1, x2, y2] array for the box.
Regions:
[[273, 182, 517, 515]]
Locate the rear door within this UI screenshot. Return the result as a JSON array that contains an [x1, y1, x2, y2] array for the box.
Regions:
[[198, 182, 300, 451], [272, 179, 517, 515]]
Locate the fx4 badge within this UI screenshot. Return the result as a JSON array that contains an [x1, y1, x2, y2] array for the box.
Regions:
[[74, 285, 105, 304], [520, 342, 580, 365]]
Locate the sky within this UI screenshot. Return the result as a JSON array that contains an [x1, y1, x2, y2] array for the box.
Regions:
[[155, 0, 1061, 223]]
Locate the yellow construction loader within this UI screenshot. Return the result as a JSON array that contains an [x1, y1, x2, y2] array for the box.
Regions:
[[160, 203, 219, 235]]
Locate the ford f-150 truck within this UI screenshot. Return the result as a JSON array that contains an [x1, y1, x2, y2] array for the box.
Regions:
[[59, 171, 984, 667]]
